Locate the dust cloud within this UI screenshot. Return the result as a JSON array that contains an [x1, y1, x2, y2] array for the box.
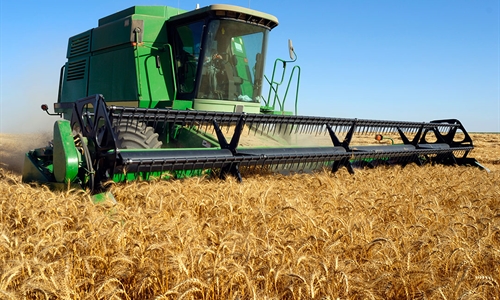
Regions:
[[0, 132, 52, 174]]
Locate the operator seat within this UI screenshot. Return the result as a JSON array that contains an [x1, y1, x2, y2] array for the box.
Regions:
[[223, 54, 243, 99]]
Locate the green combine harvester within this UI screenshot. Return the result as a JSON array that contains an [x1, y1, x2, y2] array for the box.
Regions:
[[22, 4, 483, 195]]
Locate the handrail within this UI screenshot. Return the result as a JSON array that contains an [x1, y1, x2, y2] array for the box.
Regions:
[[264, 50, 300, 114]]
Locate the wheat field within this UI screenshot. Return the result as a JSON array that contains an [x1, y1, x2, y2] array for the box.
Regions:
[[0, 133, 499, 299]]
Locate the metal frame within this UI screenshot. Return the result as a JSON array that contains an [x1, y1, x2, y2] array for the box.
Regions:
[[69, 95, 481, 194]]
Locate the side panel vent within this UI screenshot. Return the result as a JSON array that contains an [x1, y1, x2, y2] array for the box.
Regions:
[[67, 30, 92, 58], [66, 59, 87, 81]]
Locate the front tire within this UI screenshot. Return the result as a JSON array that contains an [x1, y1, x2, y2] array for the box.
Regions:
[[114, 121, 162, 149]]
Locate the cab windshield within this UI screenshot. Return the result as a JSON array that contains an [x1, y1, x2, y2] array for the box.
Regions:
[[173, 19, 268, 102], [198, 20, 267, 102]]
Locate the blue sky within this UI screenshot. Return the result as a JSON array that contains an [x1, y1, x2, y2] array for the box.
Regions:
[[1, 0, 499, 133]]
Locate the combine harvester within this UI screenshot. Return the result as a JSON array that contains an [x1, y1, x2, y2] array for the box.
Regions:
[[22, 4, 483, 195]]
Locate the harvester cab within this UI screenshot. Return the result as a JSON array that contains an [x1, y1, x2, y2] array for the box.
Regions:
[[55, 5, 280, 117], [23, 4, 485, 196]]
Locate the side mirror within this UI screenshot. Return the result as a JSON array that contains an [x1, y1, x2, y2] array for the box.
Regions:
[[41, 104, 62, 117], [288, 39, 295, 60]]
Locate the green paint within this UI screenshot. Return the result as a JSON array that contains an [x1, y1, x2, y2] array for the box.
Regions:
[[52, 120, 81, 184], [22, 120, 81, 186], [59, 5, 279, 116], [22, 153, 53, 184], [61, 6, 185, 110], [91, 192, 117, 205], [112, 169, 209, 183], [173, 127, 220, 148], [172, 100, 193, 110]]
